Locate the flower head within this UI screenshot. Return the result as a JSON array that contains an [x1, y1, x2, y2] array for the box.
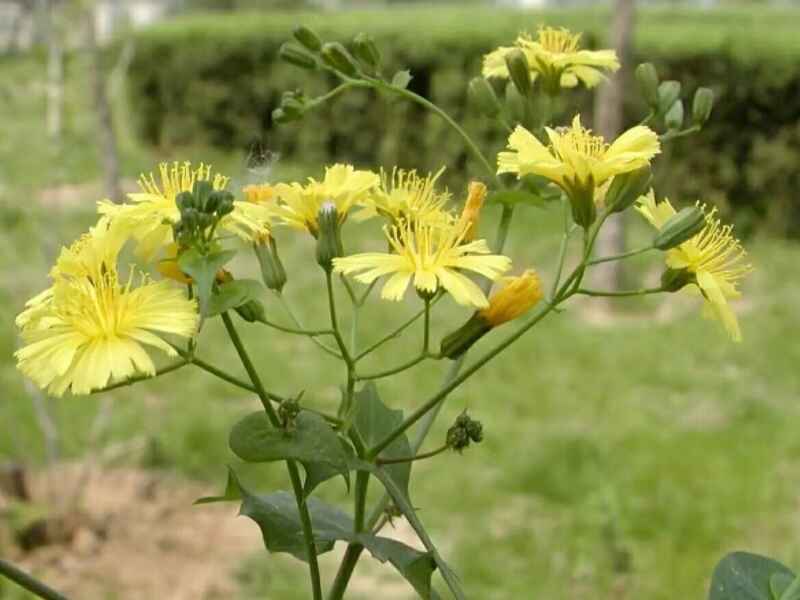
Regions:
[[242, 183, 276, 204], [479, 269, 543, 326], [15, 230, 198, 396], [333, 220, 511, 307], [637, 192, 753, 341], [356, 167, 453, 226], [483, 26, 619, 93], [456, 181, 487, 242], [273, 164, 379, 235]]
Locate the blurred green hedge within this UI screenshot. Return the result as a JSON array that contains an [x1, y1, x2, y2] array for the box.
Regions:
[[128, 7, 800, 236]]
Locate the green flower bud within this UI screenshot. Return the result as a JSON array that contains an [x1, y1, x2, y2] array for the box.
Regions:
[[320, 42, 360, 77], [504, 48, 532, 97], [278, 396, 302, 430], [439, 313, 491, 359], [293, 25, 322, 52], [316, 202, 344, 271], [664, 99, 684, 130], [272, 107, 298, 125], [278, 42, 317, 71], [635, 62, 660, 107], [606, 167, 652, 214], [254, 237, 287, 292], [176, 190, 195, 214], [352, 33, 381, 69], [281, 97, 305, 120], [468, 77, 501, 118], [447, 411, 484, 453], [661, 267, 695, 292], [657, 80, 681, 115], [692, 87, 714, 125], [563, 175, 597, 229], [504, 81, 526, 125], [235, 298, 266, 323], [653, 206, 706, 250]]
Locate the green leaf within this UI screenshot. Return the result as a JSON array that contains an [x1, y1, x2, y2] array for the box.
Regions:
[[229, 410, 350, 495], [709, 552, 795, 600], [353, 383, 412, 498], [351, 459, 465, 600], [200, 468, 439, 597], [206, 279, 266, 317], [771, 573, 795, 600], [391, 69, 412, 89], [177, 248, 235, 316]]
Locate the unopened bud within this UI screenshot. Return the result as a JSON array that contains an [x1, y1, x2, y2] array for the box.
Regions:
[[661, 267, 694, 292], [316, 202, 344, 271], [664, 99, 684, 130], [504, 81, 526, 124], [504, 48, 532, 97], [479, 270, 542, 327], [447, 411, 484, 453], [272, 107, 298, 125], [653, 206, 705, 250], [176, 190, 195, 213], [281, 96, 305, 120], [352, 33, 380, 69], [321, 42, 360, 77], [657, 80, 681, 115], [606, 167, 653, 214], [457, 181, 487, 242], [635, 63, 660, 107], [235, 298, 266, 323], [692, 87, 713, 125], [468, 77, 501, 118], [255, 237, 287, 292], [293, 25, 322, 52], [279, 42, 317, 70]]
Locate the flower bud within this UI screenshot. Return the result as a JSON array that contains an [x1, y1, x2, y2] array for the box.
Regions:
[[320, 42, 360, 77], [278, 396, 302, 431], [692, 87, 714, 125], [504, 48, 532, 97], [316, 202, 344, 271], [504, 81, 526, 124], [293, 25, 322, 52], [457, 181, 487, 242], [352, 33, 381, 69], [280, 96, 306, 120], [563, 175, 597, 229], [272, 107, 298, 125], [235, 298, 267, 323], [664, 99, 684, 131], [660, 267, 694, 292], [657, 80, 681, 115], [479, 270, 542, 327], [176, 190, 195, 214], [439, 313, 492, 360], [468, 77, 501, 118], [279, 42, 317, 71], [653, 206, 705, 250], [635, 62, 660, 107], [446, 411, 484, 453], [606, 167, 652, 214], [255, 237, 287, 292]]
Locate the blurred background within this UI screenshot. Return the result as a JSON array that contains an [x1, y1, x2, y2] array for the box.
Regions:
[[1, 0, 799, 599]]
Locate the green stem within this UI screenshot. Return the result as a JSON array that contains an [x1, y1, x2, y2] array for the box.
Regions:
[[356, 279, 378, 306], [659, 125, 701, 142], [587, 245, 653, 265], [255, 316, 334, 337], [376, 443, 450, 465], [276, 292, 342, 358], [220, 312, 323, 600], [0, 559, 69, 600], [354, 308, 424, 361], [309, 82, 356, 107], [549, 196, 572, 301], [325, 271, 353, 365], [91, 359, 188, 394], [356, 353, 431, 381], [339, 274, 359, 306], [575, 286, 663, 297]]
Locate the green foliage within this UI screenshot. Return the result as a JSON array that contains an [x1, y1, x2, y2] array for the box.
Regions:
[[708, 552, 795, 600], [177, 247, 235, 316], [127, 6, 800, 235]]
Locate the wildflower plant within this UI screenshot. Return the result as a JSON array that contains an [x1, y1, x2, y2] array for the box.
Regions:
[[7, 21, 753, 600]]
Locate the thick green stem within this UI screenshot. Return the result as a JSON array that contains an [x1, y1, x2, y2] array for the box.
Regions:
[[220, 313, 323, 600], [0, 559, 69, 600]]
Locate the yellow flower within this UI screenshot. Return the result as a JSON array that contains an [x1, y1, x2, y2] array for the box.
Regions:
[[498, 115, 659, 204], [483, 26, 619, 93], [273, 164, 379, 235], [456, 181, 487, 242], [355, 167, 453, 225], [242, 183, 276, 204], [15, 232, 198, 397], [332, 219, 511, 308], [479, 269, 543, 326], [637, 192, 753, 341]]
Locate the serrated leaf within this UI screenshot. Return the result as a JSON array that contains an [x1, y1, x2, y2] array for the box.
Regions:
[[351, 458, 465, 600], [177, 248, 235, 316], [353, 534, 439, 600], [391, 69, 412, 89], [709, 552, 795, 600], [230, 410, 350, 494], [353, 382, 412, 498], [207, 279, 265, 317]]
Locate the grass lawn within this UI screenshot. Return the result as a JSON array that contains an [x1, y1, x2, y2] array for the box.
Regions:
[[2, 51, 800, 600]]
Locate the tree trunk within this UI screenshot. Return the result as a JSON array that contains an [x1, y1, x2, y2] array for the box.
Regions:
[[85, 4, 122, 202], [592, 0, 636, 294]]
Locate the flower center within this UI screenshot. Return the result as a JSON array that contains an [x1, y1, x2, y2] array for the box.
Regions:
[[537, 27, 581, 54], [553, 125, 608, 160]]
